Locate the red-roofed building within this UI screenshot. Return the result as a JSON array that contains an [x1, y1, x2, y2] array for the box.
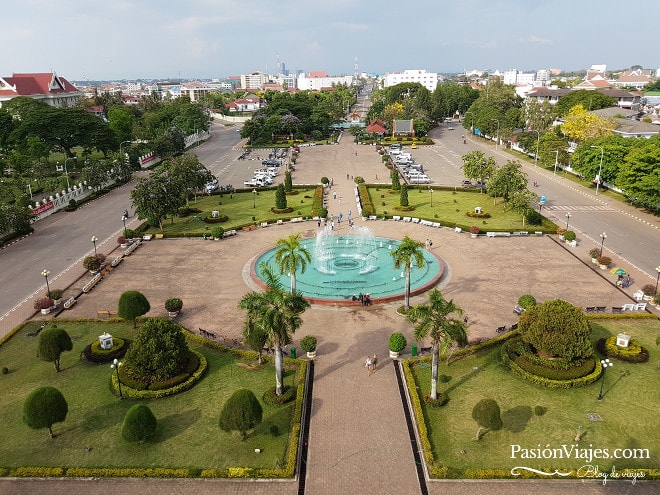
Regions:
[[0, 72, 82, 109], [366, 119, 387, 135]]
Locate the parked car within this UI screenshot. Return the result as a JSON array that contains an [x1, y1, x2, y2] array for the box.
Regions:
[[462, 180, 474, 188], [244, 178, 265, 187], [409, 175, 430, 184], [205, 180, 219, 193]]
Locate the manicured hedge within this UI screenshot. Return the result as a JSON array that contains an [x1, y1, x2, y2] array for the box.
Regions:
[[596, 336, 650, 363]]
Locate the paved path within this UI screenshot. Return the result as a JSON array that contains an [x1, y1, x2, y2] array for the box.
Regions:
[[1, 134, 657, 495]]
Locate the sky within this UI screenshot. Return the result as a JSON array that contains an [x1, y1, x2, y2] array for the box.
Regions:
[[3, 0, 659, 82]]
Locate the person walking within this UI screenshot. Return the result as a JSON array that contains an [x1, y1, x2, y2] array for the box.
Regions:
[[365, 356, 373, 375], [371, 353, 378, 372]]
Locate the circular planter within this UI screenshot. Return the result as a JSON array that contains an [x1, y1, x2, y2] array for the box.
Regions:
[[389, 350, 399, 359], [306, 350, 317, 359], [643, 295, 653, 301], [598, 264, 608, 270], [471, 234, 478, 239], [168, 311, 179, 317], [591, 258, 597, 264], [120, 243, 128, 248], [40, 307, 51, 315]]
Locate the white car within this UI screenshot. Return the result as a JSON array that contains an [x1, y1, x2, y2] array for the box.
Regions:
[[254, 174, 274, 185], [409, 175, 430, 184], [205, 180, 219, 193], [244, 178, 265, 187]]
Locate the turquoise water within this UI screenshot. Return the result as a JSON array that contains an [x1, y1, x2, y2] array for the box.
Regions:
[[254, 234, 442, 301]]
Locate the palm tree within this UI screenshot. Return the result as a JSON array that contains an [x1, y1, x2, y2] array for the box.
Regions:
[[239, 264, 309, 395], [274, 233, 312, 293], [407, 289, 467, 400], [390, 235, 426, 310]]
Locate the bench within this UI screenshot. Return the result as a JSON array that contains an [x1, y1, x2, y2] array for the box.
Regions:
[[403, 217, 412, 222], [124, 242, 140, 256], [111, 255, 123, 267], [585, 306, 596, 313], [454, 227, 462, 233], [199, 328, 217, 339], [595, 306, 607, 313], [411, 218, 420, 223], [82, 273, 102, 293], [510, 322, 518, 331], [277, 219, 283, 225], [611, 306, 623, 313], [368, 215, 377, 221], [634, 303, 647, 311], [432, 222, 441, 228], [142, 234, 153, 241], [155, 233, 164, 239], [487, 231, 511, 237], [63, 296, 76, 309], [97, 310, 118, 318], [535, 231, 543, 236], [496, 326, 507, 334], [224, 229, 237, 236], [513, 305, 525, 315], [290, 217, 304, 223], [261, 222, 268, 228], [392, 216, 401, 221]]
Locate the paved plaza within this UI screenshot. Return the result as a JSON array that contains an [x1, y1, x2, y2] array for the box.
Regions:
[[2, 136, 657, 494]]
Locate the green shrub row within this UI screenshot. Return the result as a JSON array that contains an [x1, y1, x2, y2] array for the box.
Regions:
[[312, 185, 325, 217], [112, 350, 207, 399], [596, 336, 650, 363], [357, 184, 375, 217], [402, 360, 436, 469], [64, 467, 191, 478], [505, 338, 587, 371], [263, 385, 297, 405], [586, 313, 657, 320], [462, 468, 660, 480]]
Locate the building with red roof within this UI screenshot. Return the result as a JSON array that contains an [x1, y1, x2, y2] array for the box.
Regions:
[[0, 72, 82, 109]]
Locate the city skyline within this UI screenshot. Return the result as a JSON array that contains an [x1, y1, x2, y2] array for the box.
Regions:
[[3, 0, 659, 81]]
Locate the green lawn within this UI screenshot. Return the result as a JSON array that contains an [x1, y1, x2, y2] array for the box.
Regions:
[[145, 187, 319, 236], [410, 319, 660, 476], [367, 186, 556, 232], [0, 320, 299, 472]]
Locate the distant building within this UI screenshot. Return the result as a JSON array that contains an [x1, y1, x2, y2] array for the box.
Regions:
[[297, 72, 353, 91], [0, 72, 81, 109], [240, 72, 269, 90], [383, 69, 438, 92]]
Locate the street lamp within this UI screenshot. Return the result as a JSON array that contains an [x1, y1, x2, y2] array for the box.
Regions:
[[655, 266, 660, 294], [111, 359, 123, 399], [552, 150, 559, 175], [597, 358, 613, 401], [63, 158, 72, 190], [41, 269, 51, 297], [491, 119, 500, 150], [429, 187, 433, 207], [91, 236, 98, 256], [599, 232, 607, 257], [590, 145, 605, 195], [565, 212, 571, 231], [252, 189, 257, 208], [532, 130, 540, 167]]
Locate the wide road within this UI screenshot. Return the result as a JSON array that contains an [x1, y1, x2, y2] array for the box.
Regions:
[[411, 123, 660, 283]]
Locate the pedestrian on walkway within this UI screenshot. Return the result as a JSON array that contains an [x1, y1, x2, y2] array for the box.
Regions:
[[463, 315, 468, 325], [365, 356, 373, 375], [372, 353, 378, 371], [318, 218, 322, 227], [333, 191, 337, 200]]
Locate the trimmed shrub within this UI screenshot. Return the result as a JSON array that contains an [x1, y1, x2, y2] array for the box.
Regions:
[[300, 335, 317, 352], [517, 294, 537, 309], [83, 254, 106, 271], [389, 332, 407, 352], [596, 336, 649, 363], [165, 298, 183, 312], [117, 291, 150, 327], [23, 386, 68, 438], [122, 404, 157, 442], [219, 389, 263, 440], [534, 405, 547, 416], [472, 398, 502, 436], [263, 385, 297, 406]]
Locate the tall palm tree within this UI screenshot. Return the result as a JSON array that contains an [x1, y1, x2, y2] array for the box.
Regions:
[[407, 289, 467, 400], [239, 264, 309, 395], [274, 233, 312, 293], [390, 235, 426, 310]]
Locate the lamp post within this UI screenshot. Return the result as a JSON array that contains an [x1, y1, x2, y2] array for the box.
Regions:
[[655, 265, 660, 294], [111, 359, 123, 399], [532, 129, 540, 167], [63, 158, 72, 190], [565, 212, 571, 231], [91, 236, 98, 256], [41, 269, 51, 297], [429, 187, 433, 207], [597, 358, 613, 401], [491, 118, 500, 150], [121, 214, 128, 236], [599, 232, 607, 257], [553, 150, 559, 175], [252, 189, 257, 208], [590, 145, 604, 195]]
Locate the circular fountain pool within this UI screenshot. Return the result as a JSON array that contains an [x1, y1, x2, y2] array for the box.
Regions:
[[251, 226, 444, 305]]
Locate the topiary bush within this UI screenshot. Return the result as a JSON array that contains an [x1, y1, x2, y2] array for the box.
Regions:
[[122, 404, 157, 442], [596, 336, 650, 363], [263, 385, 297, 406], [517, 294, 537, 309], [472, 398, 502, 439], [534, 405, 547, 416], [117, 290, 151, 327], [300, 335, 317, 352], [219, 389, 263, 440], [389, 332, 407, 353]]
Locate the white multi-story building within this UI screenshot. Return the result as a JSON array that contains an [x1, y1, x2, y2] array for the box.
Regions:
[[383, 69, 438, 92], [240, 72, 269, 90], [503, 70, 536, 86], [297, 71, 353, 91]]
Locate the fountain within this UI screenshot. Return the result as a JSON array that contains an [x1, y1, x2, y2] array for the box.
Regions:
[[252, 226, 445, 305], [314, 225, 378, 275]]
